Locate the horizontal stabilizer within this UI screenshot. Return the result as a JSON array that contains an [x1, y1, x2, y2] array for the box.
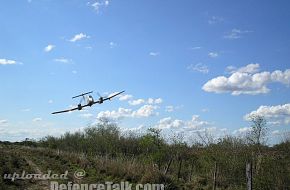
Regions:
[[72, 91, 93, 99]]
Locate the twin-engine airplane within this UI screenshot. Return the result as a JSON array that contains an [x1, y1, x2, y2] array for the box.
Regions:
[[52, 90, 125, 114]]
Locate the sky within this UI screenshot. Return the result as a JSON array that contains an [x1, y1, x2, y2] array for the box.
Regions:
[[0, 0, 290, 143]]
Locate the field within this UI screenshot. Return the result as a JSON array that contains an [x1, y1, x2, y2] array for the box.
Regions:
[[1, 118, 290, 190]]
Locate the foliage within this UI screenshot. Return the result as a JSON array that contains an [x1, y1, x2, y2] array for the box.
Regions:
[[0, 118, 290, 189]]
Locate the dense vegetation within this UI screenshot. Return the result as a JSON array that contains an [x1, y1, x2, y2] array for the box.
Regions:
[[1, 116, 290, 189]]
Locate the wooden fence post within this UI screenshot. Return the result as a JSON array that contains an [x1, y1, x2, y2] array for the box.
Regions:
[[213, 161, 217, 190], [246, 162, 252, 190]]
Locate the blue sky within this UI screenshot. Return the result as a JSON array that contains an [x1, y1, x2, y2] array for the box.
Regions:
[[0, 0, 290, 143]]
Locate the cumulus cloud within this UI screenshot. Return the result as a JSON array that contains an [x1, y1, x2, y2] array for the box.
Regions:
[[132, 105, 158, 117], [244, 104, 290, 125], [190, 46, 202, 50], [165, 106, 174, 112], [203, 64, 290, 95], [201, 108, 210, 113], [165, 105, 183, 112], [157, 117, 184, 129], [109, 41, 117, 48], [208, 16, 224, 24], [233, 127, 251, 134], [129, 99, 145, 106], [208, 52, 218, 58], [0, 120, 8, 125], [69, 33, 89, 42], [149, 52, 160, 56], [187, 63, 209, 74], [226, 63, 260, 74], [0, 59, 18, 65], [148, 98, 163, 104], [272, 130, 280, 135], [0, 122, 76, 142], [44, 44, 55, 52], [156, 115, 211, 131], [224, 28, 252, 39], [89, 0, 110, 13], [128, 98, 163, 106], [97, 105, 158, 120], [119, 94, 133, 101], [97, 108, 132, 120], [54, 58, 71, 63], [121, 125, 148, 133], [32, 118, 42, 122]]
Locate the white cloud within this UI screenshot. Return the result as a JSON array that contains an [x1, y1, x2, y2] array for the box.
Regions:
[[129, 99, 145, 106], [157, 117, 184, 129], [54, 58, 71, 63], [69, 33, 89, 42], [165, 106, 174, 112], [0, 120, 8, 125], [224, 28, 252, 39], [201, 108, 210, 113], [226, 63, 260, 74], [203, 64, 290, 95], [244, 103, 290, 125], [128, 98, 162, 106], [0, 59, 17, 65], [44, 44, 55, 52], [155, 115, 211, 131], [147, 98, 154, 104], [119, 94, 133, 101], [149, 52, 160, 56], [189, 115, 211, 129], [190, 46, 202, 50], [154, 98, 163, 104], [97, 105, 159, 120], [85, 46, 93, 50], [121, 125, 147, 133], [89, 0, 110, 13], [165, 105, 183, 112], [208, 52, 218, 58], [48, 100, 53, 104], [132, 105, 158, 117], [32, 118, 42, 122], [0, 122, 77, 142], [187, 63, 209, 74], [234, 127, 251, 134], [148, 98, 163, 104], [109, 41, 117, 48], [272, 130, 280, 135], [208, 16, 224, 24], [97, 108, 133, 120]]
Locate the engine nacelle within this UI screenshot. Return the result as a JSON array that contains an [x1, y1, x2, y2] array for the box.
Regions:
[[77, 104, 82, 110]]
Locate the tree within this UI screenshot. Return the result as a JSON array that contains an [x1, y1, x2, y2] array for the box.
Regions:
[[246, 114, 268, 147]]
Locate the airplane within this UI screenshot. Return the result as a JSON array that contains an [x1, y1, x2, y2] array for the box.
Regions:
[[51, 90, 125, 114]]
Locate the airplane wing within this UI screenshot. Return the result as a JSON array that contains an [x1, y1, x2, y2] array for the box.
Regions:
[[92, 100, 101, 105], [103, 90, 125, 101], [51, 107, 79, 114]]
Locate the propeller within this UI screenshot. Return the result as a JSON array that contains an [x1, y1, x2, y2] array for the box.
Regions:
[[97, 92, 102, 98]]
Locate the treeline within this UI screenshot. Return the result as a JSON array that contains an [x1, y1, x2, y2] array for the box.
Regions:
[[34, 116, 290, 189]]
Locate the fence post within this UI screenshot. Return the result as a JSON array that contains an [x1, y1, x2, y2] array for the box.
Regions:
[[246, 162, 252, 190], [213, 161, 217, 190]]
